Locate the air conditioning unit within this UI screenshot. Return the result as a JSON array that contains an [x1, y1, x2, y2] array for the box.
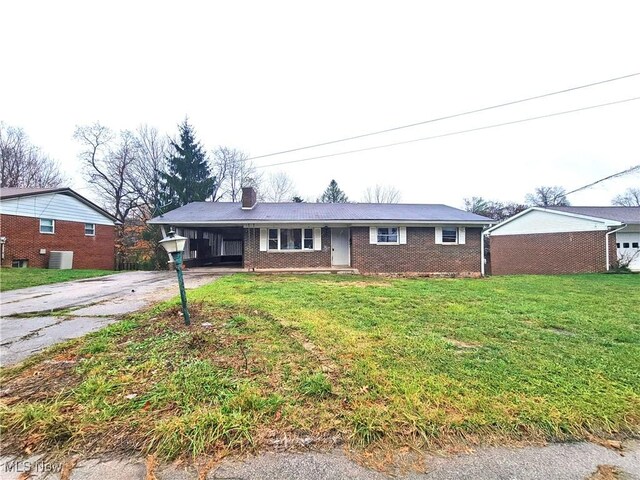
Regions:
[[49, 251, 74, 269]]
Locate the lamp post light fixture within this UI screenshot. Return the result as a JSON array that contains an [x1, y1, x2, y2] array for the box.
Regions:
[[159, 229, 190, 326]]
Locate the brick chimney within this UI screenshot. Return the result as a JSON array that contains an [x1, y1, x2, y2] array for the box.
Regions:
[[241, 186, 257, 209]]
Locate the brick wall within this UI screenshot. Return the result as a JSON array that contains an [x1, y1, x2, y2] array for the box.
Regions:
[[0, 214, 115, 270], [489, 230, 617, 275], [351, 227, 482, 274], [243, 226, 483, 274], [243, 228, 332, 269]]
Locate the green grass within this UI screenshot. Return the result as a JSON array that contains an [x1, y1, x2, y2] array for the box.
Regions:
[[0, 268, 116, 291], [1, 273, 638, 460]]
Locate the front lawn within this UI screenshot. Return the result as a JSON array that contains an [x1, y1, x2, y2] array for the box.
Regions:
[[1, 274, 638, 460], [0, 268, 117, 291]]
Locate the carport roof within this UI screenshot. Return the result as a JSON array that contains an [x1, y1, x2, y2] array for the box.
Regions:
[[148, 202, 493, 226]]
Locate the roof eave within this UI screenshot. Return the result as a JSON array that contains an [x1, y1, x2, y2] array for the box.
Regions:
[[148, 219, 493, 226], [485, 207, 624, 234]]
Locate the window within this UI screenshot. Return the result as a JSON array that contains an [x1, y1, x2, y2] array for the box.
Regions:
[[377, 227, 398, 243], [268, 229, 278, 250], [84, 223, 95, 236], [303, 228, 313, 249], [442, 228, 458, 243], [633, 242, 639, 249], [616, 243, 621, 248], [268, 228, 315, 251], [623, 242, 630, 248], [40, 219, 54, 234], [12, 259, 28, 268]]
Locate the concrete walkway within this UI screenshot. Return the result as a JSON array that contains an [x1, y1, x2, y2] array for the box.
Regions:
[[0, 269, 232, 366], [0, 440, 638, 479]]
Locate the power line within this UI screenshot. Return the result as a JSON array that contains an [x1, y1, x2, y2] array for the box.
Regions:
[[248, 72, 640, 161], [256, 96, 640, 169], [565, 164, 640, 198]]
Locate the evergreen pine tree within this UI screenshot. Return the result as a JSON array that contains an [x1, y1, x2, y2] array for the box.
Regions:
[[161, 119, 216, 211], [319, 179, 348, 203]]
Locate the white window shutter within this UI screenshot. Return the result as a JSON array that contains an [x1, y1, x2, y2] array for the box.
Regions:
[[313, 227, 322, 250], [399, 227, 407, 244], [259, 228, 268, 251], [459, 227, 466, 244], [435, 227, 443, 244], [369, 227, 377, 244]]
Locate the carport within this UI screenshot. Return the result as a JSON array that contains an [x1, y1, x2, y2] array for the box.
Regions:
[[160, 225, 244, 268]]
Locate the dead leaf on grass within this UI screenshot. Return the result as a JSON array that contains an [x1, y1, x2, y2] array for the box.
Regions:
[[587, 434, 625, 454], [60, 457, 78, 480], [585, 464, 624, 480], [145, 454, 158, 480]]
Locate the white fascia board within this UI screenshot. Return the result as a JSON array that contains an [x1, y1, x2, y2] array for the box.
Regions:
[[148, 220, 492, 228]]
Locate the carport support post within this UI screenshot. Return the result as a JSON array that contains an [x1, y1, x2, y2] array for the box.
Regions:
[[171, 251, 191, 326]]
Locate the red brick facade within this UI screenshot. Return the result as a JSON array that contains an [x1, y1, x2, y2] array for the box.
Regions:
[[244, 228, 332, 270], [243, 226, 483, 275], [351, 227, 482, 275], [0, 214, 115, 270], [489, 230, 617, 275]]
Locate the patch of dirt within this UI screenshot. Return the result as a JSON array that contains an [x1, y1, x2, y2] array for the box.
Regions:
[[0, 358, 80, 405], [444, 338, 480, 350], [333, 281, 391, 288], [546, 326, 577, 337]]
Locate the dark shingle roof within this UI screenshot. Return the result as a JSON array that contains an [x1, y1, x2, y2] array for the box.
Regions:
[[149, 202, 493, 225], [548, 206, 640, 224]]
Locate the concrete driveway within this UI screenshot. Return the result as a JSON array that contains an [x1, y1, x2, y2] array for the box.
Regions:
[[0, 269, 233, 366]]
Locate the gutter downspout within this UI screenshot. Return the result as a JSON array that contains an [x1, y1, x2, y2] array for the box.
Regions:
[[481, 226, 490, 277], [605, 224, 627, 271]]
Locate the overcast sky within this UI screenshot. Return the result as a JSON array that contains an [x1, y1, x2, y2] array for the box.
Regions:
[[2, 1, 639, 208]]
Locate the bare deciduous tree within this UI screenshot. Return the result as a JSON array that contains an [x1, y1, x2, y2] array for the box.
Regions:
[[525, 185, 570, 207], [0, 122, 66, 188], [463, 196, 527, 221], [211, 147, 262, 201], [132, 124, 168, 217], [362, 184, 401, 203], [262, 171, 297, 202], [73, 123, 143, 224], [612, 187, 640, 207]]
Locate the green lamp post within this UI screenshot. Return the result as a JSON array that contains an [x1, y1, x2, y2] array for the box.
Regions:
[[159, 229, 191, 326]]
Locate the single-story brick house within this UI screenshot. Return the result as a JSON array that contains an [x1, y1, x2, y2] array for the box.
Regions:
[[148, 187, 494, 275], [485, 206, 640, 274], [0, 187, 118, 270]]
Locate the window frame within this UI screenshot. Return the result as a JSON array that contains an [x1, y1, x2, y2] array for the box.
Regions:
[[267, 227, 316, 252], [39, 218, 55, 234], [84, 223, 96, 236], [441, 227, 458, 244], [376, 227, 399, 244]]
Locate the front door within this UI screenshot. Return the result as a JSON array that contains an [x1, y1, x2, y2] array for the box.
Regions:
[[331, 228, 350, 266]]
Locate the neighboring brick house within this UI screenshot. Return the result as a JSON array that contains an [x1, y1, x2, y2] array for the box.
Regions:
[[485, 206, 640, 275], [0, 187, 118, 270], [148, 187, 494, 275]]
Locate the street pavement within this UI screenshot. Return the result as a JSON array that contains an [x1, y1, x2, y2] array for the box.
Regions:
[[0, 269, 231, 366], [0, 440, 638, 479]]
